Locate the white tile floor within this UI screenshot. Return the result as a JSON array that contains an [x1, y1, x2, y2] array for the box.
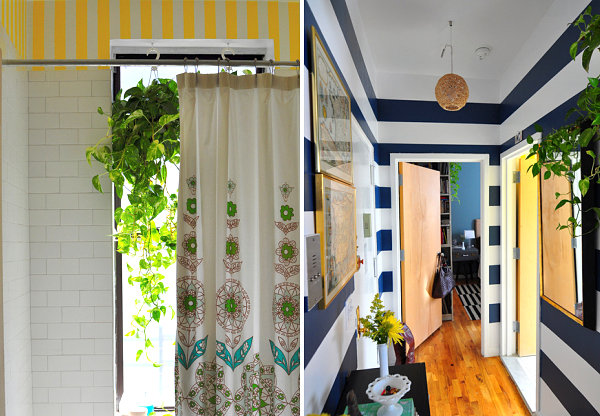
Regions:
[[501, 355, 537, 413]]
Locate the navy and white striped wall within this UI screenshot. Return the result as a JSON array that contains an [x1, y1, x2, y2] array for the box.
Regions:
[[304, 0, 600, 414], [303, 1, 376, 413]]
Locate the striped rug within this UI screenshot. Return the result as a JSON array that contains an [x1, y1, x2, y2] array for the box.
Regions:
[[455, 283, 481, 320]]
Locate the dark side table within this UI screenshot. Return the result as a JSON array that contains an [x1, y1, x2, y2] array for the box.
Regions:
[[335, 363, 430, 416], [452, 247, 480, 282]]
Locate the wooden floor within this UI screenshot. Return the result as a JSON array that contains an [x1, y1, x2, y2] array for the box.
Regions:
[[414, 290, 530, 416]]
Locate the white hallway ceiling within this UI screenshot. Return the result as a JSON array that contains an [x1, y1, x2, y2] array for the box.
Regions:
[[353, 0, 565, 90]]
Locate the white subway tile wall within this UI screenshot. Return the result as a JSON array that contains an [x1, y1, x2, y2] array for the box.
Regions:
[[28, 69, 114, 416]]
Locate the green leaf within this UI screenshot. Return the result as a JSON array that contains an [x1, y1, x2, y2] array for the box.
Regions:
[[586, 150, 596, 159], [124, 145, 140, 168], [125, 109, 144, 126], [555, 199, 570, 209], [544, 170, 552, 180], [135, 349, 143, 361], [85, 147, 94, 166], [579, 177, 590, 196], [147, 140, 162, 161], [589, 77, 599, 88], [109, 170, 121, 183], [583, 47, 593, 72], [158, 113, 179, 127], [570, 42, 579, 60], [97, 106, 105, 115], [152, 309, 161, 322], [580, 128, 595, 146], [92, 175, 103, 193]]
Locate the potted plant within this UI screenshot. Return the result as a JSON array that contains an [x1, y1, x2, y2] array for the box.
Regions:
[[526, 6, 600, 235], [359, 295, 405, 377]]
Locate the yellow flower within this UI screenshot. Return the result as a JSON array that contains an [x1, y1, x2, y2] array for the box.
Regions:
[[384, 314, 405, 345]]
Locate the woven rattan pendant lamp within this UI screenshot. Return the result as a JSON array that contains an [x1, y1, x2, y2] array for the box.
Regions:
[[435, 21, 469, 111]]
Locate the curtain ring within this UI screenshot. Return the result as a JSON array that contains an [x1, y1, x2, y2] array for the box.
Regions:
[[269, 59, 274, 75], [254, 58, 257, 73], [217, 58, 221, 85], [194, 57, 199, 73]]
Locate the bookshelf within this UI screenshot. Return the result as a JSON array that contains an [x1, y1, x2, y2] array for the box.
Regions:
[[416, 162, 454, 321]]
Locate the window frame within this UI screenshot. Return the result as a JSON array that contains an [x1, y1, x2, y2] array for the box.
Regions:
[[113, 52, 266, 413]]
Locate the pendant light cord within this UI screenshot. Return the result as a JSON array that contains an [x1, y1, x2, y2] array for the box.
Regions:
[[441, 21, 454, 74], [450, 21, 453, 74]]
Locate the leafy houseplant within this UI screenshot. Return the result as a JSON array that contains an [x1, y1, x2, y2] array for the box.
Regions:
[[526, 6, 600, 236], [449, 162, 462, 203], [86, 78, 180, 364]]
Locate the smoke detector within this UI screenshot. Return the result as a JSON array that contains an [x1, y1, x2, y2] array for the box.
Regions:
[[475, 46, 491, 61]]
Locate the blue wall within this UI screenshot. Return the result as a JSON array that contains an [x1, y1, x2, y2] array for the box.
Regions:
[[451, 163, 481, 241]]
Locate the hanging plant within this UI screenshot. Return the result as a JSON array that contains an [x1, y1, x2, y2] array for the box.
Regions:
[[449, 162, 462, 203], [86, 78, 180, 364], [526, 6, 600, 236]]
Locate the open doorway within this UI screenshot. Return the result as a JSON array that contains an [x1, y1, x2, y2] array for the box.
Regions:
[[389, 153, 490, 354], [500, 139, 540, 413]]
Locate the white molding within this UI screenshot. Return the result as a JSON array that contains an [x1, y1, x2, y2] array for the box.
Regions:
[[499, 135, 540, 412], [389, 153, 491, 356], [109, 38, 275, 59]]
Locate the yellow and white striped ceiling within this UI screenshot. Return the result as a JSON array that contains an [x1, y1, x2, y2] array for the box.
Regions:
[[2, 1, 299, 62]]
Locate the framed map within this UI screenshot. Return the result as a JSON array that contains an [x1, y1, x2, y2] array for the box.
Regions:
[[315, 174, 357, 308], [311, 26, 353, 185]]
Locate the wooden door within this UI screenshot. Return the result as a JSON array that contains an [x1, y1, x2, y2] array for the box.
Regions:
[[399, 162, 442, 348], [540, 169, 577, 315], [516, 155, 538, 356]]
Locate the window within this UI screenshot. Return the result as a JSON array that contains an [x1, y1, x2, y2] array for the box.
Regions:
[[113, 52, 262, 412]]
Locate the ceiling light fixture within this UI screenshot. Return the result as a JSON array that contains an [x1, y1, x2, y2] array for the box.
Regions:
[[435, 21, 469, 111]]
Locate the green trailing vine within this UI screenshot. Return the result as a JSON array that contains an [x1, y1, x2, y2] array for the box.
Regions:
[[449, 162, 462, 203], [526, 6, 600, 236], [86, 78, 180, 365]]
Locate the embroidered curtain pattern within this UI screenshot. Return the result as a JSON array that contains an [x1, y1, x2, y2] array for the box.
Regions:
[[175, 73, 300, 416]]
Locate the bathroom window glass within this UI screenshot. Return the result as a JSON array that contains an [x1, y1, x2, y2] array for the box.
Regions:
[[116, 59, 258, 411]]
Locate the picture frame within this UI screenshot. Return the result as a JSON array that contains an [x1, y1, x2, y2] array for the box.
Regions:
[[315, 174, 358, 308], [311, 26, 353, 185]]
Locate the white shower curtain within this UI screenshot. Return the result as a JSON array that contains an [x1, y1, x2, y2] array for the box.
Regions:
[[175, 73, 300, 416]]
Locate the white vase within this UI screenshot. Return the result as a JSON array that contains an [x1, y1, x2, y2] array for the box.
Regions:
[[377, 343, 389, 378]]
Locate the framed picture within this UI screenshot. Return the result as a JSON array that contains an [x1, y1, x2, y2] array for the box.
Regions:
[[311, 26, 353, 185], [315, 174, 358, 308]]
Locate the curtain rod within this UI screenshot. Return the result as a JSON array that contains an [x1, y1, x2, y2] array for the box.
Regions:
[[1, 58, 300, 67]]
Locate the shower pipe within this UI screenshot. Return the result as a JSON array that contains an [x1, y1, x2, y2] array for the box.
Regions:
[[1, 58, 300, 68]]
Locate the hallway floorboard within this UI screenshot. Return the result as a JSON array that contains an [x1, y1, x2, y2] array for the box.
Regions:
[[414, 290, 530, 416]]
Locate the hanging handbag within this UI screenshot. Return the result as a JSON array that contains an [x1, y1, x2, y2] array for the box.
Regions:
[[432, 252, 455, 299]]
